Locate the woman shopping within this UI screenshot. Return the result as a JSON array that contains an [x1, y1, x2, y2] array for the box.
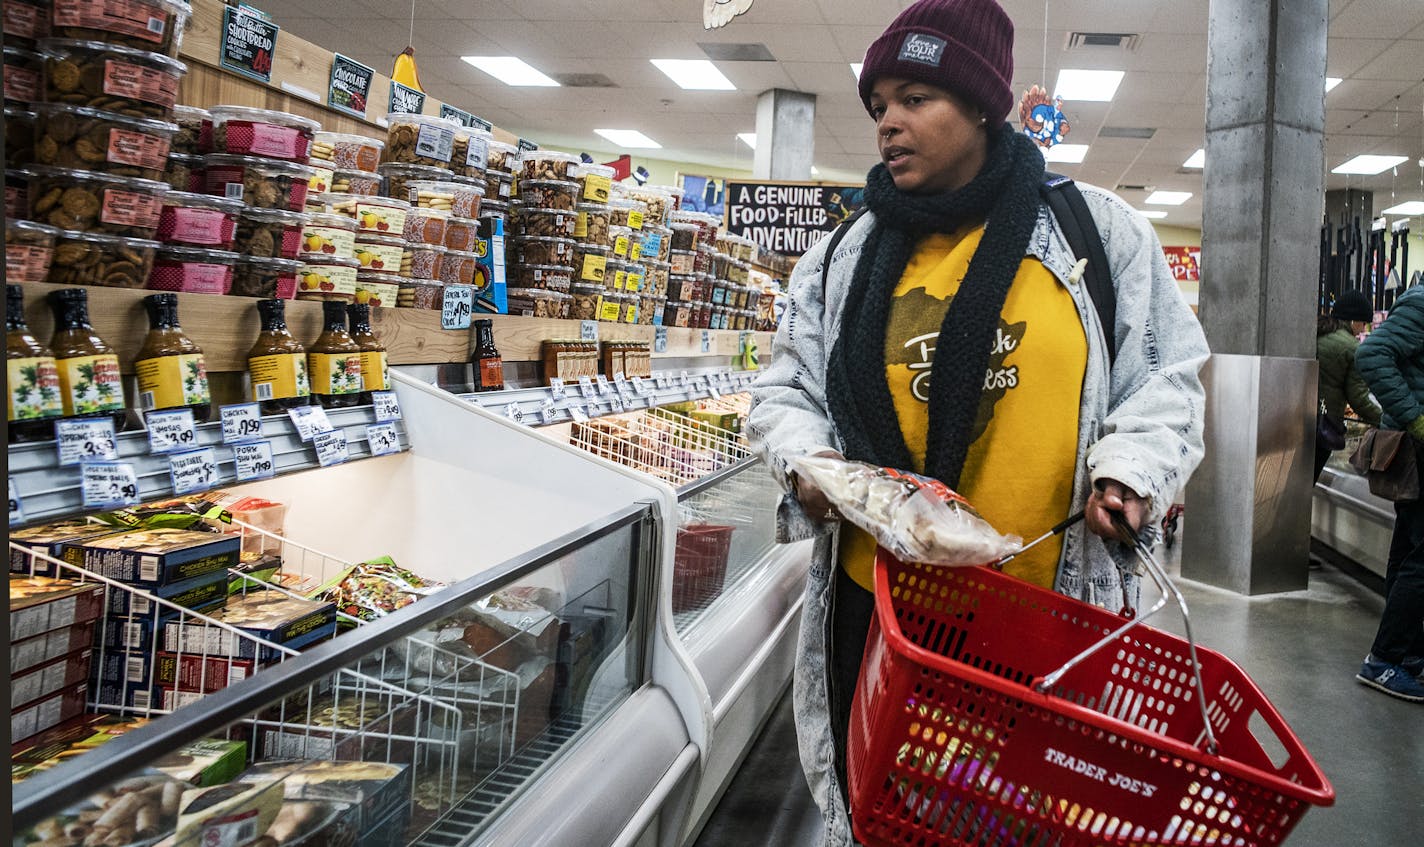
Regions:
[[746, 0, 1210, 843]]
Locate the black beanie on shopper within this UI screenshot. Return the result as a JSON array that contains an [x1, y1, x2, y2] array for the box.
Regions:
[[1332, 290, 1373, 323]]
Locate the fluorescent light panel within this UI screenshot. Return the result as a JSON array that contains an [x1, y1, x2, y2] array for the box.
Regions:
[[1325, 77, 1342, 92], [1183, 148, 1205, 169], [1145, 190, 1192, 206], [594, 128, 661, 148], [650, 59, 735, 90], [850, 62, 863, 79], [1054, 68, 1124, 102], [1383, 200, 1424, 215], [1042, 144, 1089, 163], [737, 132, 757, 149], [1333, 154, 1407, 175], [461, 56, 559, 86], [1137, 209, 1169, 219]]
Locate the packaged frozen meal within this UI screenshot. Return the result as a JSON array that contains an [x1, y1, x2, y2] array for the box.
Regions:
[[163, 590, 337, 658], [58, 527, 239, 588], [312, 556, 443, 624]]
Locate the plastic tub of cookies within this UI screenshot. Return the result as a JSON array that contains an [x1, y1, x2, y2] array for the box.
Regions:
[[609, 225, 635, 259], [236, 207, 306, 260], [296, 255, 359, 302], [619, 293, 639, 325], [163, 152, 203, 192], [170, 104, 208, 154], [669, 222, 699, 252], [401, 242, 446, 280], [728, 259, 751, 285], [669, 249, 698, 275], [329, 193, 409, 236], [376, 162, 446, 201], [486, 140, 519, 176], [450, 128, 491, 179], [3, 0, 50, 48], [511, 236, 575, 267], [607, 198, 647, 230], [31, 103, 177, 180], [517, 179, 578, 211], [5, 45, 42, 106], [664, 300, 693, 328], [330, 168, 382, 196], [204, 154, 313, 210], [352, 233, 402, 273], [299, 211, 357, 260], [146, 245, 237, 294], [50, 0, 189, 57], [666, 273, 700, 303], [482, 199, 509, 224], [232, 255, 298, 298], [603, 259, 626, 292], [46, 229, 158, 287], [6, 168, 32, 219], [511, 263, 574, 293], [6, 107, 35, 166], [311, 131, 384, 172], [512, 206, 576, 239], [520, 150, 579, 181], [355, 270, 401, 309], [575, 203, 611, 246], [569, 283, 603, 321], [483, 171, 515, 203], [27, 165, 168, 237], [439, 249, 478, 287], [644, 260, 670, 296], [209, 105, 319, 162], [306, 162, 335, 196], [382, 113, 460, 169], [571, 243, 610, 285], [442, 215, 480, 252], [572, 163, 614, 204], [407, 179, 484, 217], [397, 279, 444, 310], [626, 186, 676, 227], [5, 218, 59, 283], [155, 191, 241, 249], [507, 287, 571, 319], [38, 39, 185, 117], [403, 206, 449, 246]]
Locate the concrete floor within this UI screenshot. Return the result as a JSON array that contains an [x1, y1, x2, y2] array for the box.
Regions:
[[693, 540, 1423, 847]]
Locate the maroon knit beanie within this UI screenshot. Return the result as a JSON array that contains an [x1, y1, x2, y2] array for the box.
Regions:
[[858, 0, 1015, 125]]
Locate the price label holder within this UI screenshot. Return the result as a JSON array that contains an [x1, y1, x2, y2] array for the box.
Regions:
[[613, 371, 627, 387], [220, 402, 264, 443], [609, 394, 625, 413], [288, 405, 334, 442], [538, 398, 558, 424], [502, 403, 526, 425], [367, 422, 400, 456], [701, 330, 711, 353], [680, 370, 691, 389], [81, 461, 140, 508], [578, 375, 597, 400], [169, 447, 218, 495], [567, 402, 590, 422], [631, 376, 648, 396], [55, 418, 118, 466], [313, 429, 350, 467], [372, 391, 402, 422], [580, 320, 599, 341], [9, 478, 24, 526], [549, 378, 566, 401], [595, 374, 612, 397], [233, 441, 276, 481], [146, 409, 198, 454], [654, 326, 668, 353], [441, 285, 473, 330], [707, 378, 722, 399]]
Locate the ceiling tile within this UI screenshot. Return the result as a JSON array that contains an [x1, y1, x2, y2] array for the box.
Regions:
[[1329, 0, 1424, 38]]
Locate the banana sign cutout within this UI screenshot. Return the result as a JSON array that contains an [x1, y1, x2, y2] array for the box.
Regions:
[[704, 0, 754, 29]]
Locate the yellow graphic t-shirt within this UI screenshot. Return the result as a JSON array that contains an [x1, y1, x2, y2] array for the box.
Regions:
[[839, 225, 1087, 592]]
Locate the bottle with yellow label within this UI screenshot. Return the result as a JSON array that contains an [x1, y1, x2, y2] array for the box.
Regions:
[[47, 287, 125, 430], [7, 284, 63, 443], [346, 303, 389, 406], [134, 293, 211, 422], [309, 301, 363, 409], [247, 298, 311, 414]]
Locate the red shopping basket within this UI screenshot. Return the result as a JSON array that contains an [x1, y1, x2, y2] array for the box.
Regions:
[[672, 523, 735, 613], [848, 549, 1333, 847]]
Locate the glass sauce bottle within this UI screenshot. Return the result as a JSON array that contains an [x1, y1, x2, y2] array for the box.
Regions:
[[48, 287, 125, 430], [134, 293, 211, 422], [470, 318, 504, 392], [247, 298, 311, 414], [308, 301, 363, 409], [6, 284, 63, 442], [346, 303, 388, 405]]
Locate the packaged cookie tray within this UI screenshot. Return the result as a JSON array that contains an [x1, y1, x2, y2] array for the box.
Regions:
[[40, 37, 187, 118], [27, 165, 168, 238], [6, 107, 35, 166], [204, 154, 314, 211], [171, 104, 209, 155], [302, 211, 359, 259], [401, 242, 447, 280], [507, 286, 571, 319], [511, 235, 575, 267], [520, 150, 580, 181], [382, 113, 461, 168], [5, 219, 60, 284], [30, 102, 178, 181], [442, 216, 480, 252], [46, 228, 159, 288], [406, 179, 484, 218], [49, 0, 191, 58], [155, 191, 242, 249], [210, 104, 320, 162], [438, 249, 479, 287], [163, 152, 204, 192], [233, 255, 300, 299], [236, 207, 308, 260], [4, 44, 43, 106], [312, 131, 385, 172], [3, 0, 50, 47], [515, 179, 577, 211], [148, 245, 238, 295]]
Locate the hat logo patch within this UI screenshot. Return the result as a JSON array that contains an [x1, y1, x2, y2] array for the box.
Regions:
[[899, 33, 946, 67]]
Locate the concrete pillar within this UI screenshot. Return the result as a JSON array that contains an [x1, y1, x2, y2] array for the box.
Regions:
[[754, 89, 815, 181], [1182, 0, 1327, 595]]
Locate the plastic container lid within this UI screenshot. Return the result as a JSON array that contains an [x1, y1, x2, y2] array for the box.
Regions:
[[357, 269, 404, 283], [332, 193, 410, 210], [156, 245, 239, 263], [377, 162, 449, 179], [354, 232, 405, 247], [6, 218, 61, 239], [36, 38, 187, 75], [168, 152, 205, 166], [519, 263, 576, 274], [385, 111, 461, 131], [300, 255, 360, 268], [54, 228, 161, 251], [444, 248, 478, 261], [514, 235, 576, 246], [160, 191, 242, 214], [172, 104, 210, 122], [514, 206, 576, 217], [31, 102, 179, 137], [239, 207, 308, 226], [305, 211, 357, 231], [238, 255, 300, 270], [524, 150, 580, 165], [210, 105, 320, 134], [521, 178, 579, 191], [27, 164, 170, 193], [409, 206, 452, 220], [507, 287, 572, 301], [204, 154, 316, 178], [485, 140, 520, 170], [314, 130, 385, 148], [574, 163, 615, 178], [332, 167, 381, 182], [405, 242, 448, 253], [571, 282, 603, 294], [408, 179, 484, 196], [446, 215, 479, 228]]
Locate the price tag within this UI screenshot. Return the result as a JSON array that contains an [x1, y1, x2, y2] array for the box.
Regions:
[[680, 370, 691, 389], [81, 462, 140, 508], [55, 418, 118, 466], [441, 285, 473, 330], [313, 429, 349, 467], [146, 409, 198, 454], [220, 402, 264, 443], [631, 376, 648, 396], [580, 320, 599, 341], [372, 391, 402, 422], [613, 371, 627, 387], [578, 375, 597, 400], [654, 326, 668, 353], [367, 423, 400, 456], [708, 381, 722, 399], [567, 402, 590, 422], [288, 405, 334, 442], [9, 478, 24, 526], [169, 447, 218, 495], [609, 394, 625, 413], [595, 374, 612, 397], [701, 330, 711, 353], [549, 377, 566, 401], [538, 398, 558, 424], [233, 440, 276, 481], [502, 403, 526, 425]]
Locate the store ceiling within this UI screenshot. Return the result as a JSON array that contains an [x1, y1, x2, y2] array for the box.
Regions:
[[259, 0, 1424, 229]]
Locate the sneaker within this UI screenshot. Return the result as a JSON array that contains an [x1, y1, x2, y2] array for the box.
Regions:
[[1404, 656, 1424, 681], [1356, 655, 1424, 702]]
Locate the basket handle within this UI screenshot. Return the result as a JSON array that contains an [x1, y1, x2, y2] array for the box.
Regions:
[[1032, 514, 1220, 755]]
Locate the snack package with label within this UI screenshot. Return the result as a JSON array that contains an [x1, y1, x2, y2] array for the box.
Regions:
[[789, 456, 1022, 566], [312, 556, 444, 625]]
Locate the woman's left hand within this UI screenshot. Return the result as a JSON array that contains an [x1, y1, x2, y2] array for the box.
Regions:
[[1085, 479, 1150, 543]]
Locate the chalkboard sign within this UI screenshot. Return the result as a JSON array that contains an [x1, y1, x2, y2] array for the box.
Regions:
[[724, 181, 865, 256], [220, 5, 279, 83], [328, 54, 373, 118], [389, 81, 425, 115]]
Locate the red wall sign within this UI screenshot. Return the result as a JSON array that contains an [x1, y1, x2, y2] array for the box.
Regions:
[[1163, 246, 1201, 282]]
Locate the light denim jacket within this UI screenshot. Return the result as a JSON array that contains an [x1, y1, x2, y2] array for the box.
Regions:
[[747, 182, 1209, 846]]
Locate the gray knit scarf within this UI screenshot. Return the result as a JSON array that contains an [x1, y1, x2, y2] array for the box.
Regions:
[[827, 125, 1045, 486]]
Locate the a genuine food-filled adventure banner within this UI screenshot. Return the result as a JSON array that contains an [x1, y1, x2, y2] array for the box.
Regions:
[[724, 181, 865, 256]]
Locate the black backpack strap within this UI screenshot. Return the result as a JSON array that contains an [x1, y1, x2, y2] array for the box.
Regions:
[[820, 208, 868, 294], [1041, 173, 1117, 366]]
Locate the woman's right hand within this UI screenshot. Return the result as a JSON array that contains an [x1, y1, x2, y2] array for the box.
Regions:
[[792, 450, 845, 522]]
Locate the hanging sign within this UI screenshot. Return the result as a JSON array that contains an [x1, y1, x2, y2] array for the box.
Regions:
[[1018, 84, 1070, 149], [220, 5, 279, 83], [724, 181, 865, 256], [328, 54, 374, 118], [389, 81, 426, 115]]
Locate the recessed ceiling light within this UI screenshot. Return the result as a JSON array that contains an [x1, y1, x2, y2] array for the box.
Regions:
[[461, 56, 560, 87], [1137, 209, 1169, 219], [1054, 69, 1125, 102], [1325, 77, 1342, 92], [850, 63, 863, 80], [737, 132, 756, 149], [650, 59, 735, 90], [1145, 190, 1192, 206], [1382, 200, 1424, 215], [1333, 154, 1407, 175], [594, 129, 661, 148], [1183, 148, 1206, 169], [1041, 143, 1089, 163]]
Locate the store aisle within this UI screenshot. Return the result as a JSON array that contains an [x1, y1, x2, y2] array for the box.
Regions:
[[693, 536, 1421, 847]]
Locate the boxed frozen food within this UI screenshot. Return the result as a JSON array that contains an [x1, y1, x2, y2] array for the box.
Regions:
[[242, 760, 412, 833], [155, 651, 260, 694], [12, 714, 131, 781], [259, 695, 417, 762], [58, 527, 239, 588], [102, 566, 229, 618], [11, 647, 90, 709], [163, 591, 337, 659], [95, 593, 225, 652], [9, 574, 106, 640], [10, 521, 123, 576], [11, 621, 96, 675], [12, 681, 87, 745]]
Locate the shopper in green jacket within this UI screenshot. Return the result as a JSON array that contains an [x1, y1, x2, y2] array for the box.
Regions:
[[1315, 290, 1380, 481], [1352, 285, 1424, 703]]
